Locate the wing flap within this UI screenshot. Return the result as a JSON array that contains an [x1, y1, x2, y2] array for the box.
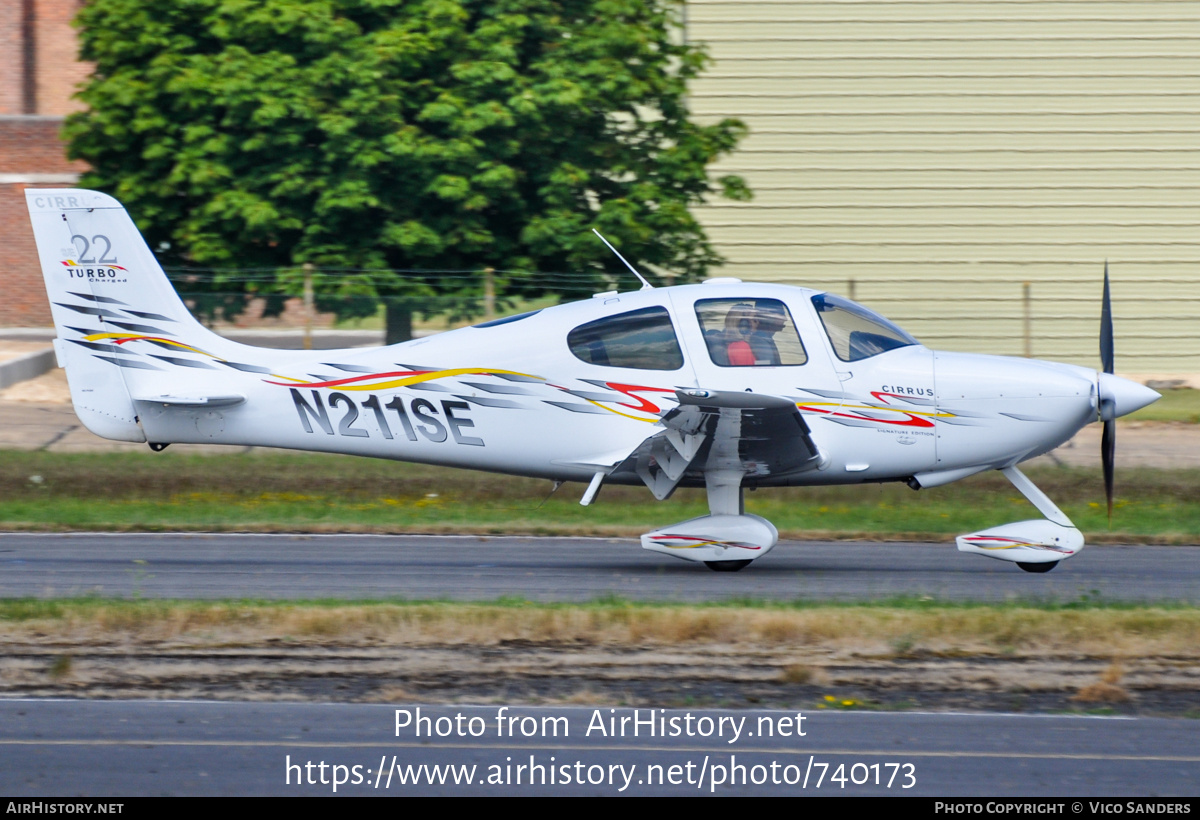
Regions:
[[612, 389, 825, 499]]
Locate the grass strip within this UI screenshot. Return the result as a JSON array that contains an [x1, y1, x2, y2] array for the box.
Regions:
[[1, 450, 1198, 542], [2, 597, 1199, 656]]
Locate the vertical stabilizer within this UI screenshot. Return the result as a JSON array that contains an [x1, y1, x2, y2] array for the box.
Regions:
[[24, 189, 241, 442]]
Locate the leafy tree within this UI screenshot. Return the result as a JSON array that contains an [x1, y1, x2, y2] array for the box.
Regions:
[[66, 0, 750, 341]]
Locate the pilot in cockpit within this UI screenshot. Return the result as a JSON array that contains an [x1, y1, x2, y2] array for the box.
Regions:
[[749, 299, 786, 366], [698, 297, 805, 367]]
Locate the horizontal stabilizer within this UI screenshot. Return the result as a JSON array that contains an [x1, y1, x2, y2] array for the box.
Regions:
[[132, 394, 246, 407]]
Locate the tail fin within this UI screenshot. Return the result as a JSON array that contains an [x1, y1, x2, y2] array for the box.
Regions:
[[25, 189, 254, 441]]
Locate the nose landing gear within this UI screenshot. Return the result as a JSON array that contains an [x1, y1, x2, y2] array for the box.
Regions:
[[956, 467, 1083, 572]]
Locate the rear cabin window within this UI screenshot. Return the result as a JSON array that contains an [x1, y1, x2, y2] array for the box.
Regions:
[[694, 298, 808, 367], [567, 307, 684, 371]]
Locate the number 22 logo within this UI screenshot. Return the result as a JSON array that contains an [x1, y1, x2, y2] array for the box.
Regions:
[[71, 234, 117, 264]]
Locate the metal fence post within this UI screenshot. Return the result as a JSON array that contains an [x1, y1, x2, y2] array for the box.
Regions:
[[483, 267, 496, 320], [1023, 281, 1032, 358], [303, 263, 314, 351]]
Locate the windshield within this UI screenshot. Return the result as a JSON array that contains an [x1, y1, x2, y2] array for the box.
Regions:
[[811, 293, 918, 362]]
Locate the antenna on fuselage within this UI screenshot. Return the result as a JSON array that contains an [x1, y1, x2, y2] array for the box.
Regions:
[[592, 229, 653, 290]]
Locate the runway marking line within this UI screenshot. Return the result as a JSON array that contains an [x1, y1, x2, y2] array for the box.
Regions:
[[0, 739, 1196, 763]]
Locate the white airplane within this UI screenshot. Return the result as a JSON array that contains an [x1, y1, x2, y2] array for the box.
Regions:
[[26, 188, 1160, 573]]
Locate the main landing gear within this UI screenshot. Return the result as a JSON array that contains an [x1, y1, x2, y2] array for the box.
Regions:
[[640, 471, 777, 572], [704, 560, 754, 573], [1017, 561, 1059, 574]]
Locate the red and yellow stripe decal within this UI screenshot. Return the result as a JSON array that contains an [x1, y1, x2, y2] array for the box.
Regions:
[[649, 535, 761, 551], [960, 536, 1073, 554], [266, 368, 540, 391], [62, 261, 127, 270], [797, 391, 955, 429], [83, 332, 213, 357], [80, 331, 675, 422]]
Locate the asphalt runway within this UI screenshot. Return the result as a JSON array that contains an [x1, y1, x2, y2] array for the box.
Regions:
[[1, 701, 1197, 796], [1, 532, 1198, 603], [5, 533, 1198, 797]]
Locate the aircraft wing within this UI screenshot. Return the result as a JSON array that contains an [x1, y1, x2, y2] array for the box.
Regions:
[[611, 388, 824, 499]]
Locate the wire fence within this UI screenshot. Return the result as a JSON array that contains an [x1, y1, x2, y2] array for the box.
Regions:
[[167, 267, 1200, 373]]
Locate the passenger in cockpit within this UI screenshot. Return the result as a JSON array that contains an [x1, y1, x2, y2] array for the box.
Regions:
[[722, 303, 758, 366]]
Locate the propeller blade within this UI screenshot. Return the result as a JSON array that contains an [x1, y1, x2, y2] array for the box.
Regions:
[[1100, 260, 1114, 375], [1102, 417, 1115, 523], [1100, 262, 1116, 523]]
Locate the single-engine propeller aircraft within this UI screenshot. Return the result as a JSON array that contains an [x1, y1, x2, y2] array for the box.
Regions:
[[27, 189, 1160, 572]]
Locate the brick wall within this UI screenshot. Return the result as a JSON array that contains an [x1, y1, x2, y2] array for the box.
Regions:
[[0, 2, 22, 115], [34, 0, 90, 117], [0, 182, 57, 326], [0, 0, 90, 117], [0, 0, 90, 327], [0, 116, 84, 173], [0, 116, 85, 326]]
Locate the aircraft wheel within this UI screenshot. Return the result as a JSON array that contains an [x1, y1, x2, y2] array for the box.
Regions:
[[1016, 561, 1059, 574], [704, 560, 753, 573]]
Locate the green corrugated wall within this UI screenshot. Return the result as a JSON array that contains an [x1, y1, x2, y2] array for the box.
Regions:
[[687, 0, 1200, 372]]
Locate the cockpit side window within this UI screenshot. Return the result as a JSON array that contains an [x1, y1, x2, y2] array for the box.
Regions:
[[811, 293, 919, 362], [694, 298, 808, 367], [567, 306, 685, 371]]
